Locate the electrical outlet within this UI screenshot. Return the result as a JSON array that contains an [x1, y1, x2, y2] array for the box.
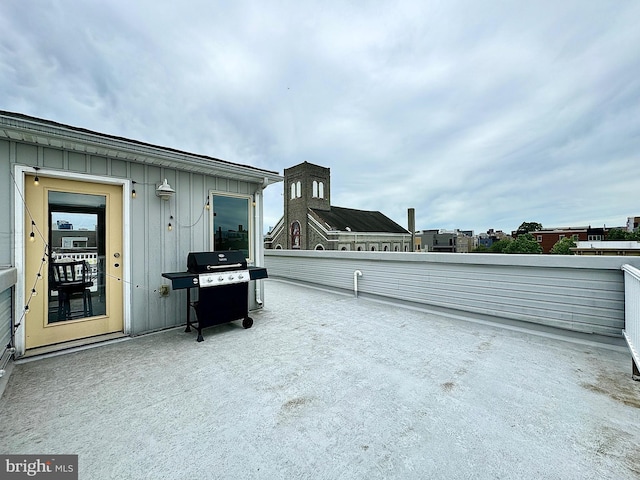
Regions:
[[159, 285, 170, 297]]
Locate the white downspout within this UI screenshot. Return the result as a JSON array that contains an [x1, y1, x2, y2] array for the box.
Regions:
[[253, 179, 268, 308], [354, 270, 363, 298]]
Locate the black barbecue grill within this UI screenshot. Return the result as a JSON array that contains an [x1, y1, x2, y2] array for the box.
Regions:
[[162, 251, 268, 342]]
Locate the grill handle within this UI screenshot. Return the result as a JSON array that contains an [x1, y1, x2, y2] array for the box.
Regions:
[[205, 263, 243, 271]]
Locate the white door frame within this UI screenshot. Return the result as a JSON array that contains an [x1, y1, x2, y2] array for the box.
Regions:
[[13, 165, 132, 356]]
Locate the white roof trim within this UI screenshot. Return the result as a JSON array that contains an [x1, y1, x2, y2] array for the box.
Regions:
[[0, 112, 283, 185]]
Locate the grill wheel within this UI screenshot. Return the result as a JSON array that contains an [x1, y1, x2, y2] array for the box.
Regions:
[[242, 317, 254, 329]]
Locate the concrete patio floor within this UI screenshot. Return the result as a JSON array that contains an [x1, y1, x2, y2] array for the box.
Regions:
[[1, 279, 640, 479]]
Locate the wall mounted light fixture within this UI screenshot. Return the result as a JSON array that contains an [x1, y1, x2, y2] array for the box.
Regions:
[[156, 179, 175, 200]]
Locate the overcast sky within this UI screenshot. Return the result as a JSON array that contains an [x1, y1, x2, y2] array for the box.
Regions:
[[2, 0, 638, 234]]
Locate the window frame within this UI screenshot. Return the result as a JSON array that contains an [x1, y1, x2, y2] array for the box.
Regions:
[[209, 191, 254, 262]]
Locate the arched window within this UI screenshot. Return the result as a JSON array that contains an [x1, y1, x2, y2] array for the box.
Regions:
[[296, 181, 301, 198], [357, 246, 363, 251], [394, 246, 399, 252], [290, 183, 296, 200], [341, 247, 347, 251], [312, 180, 318, 198], [290, 221, 301, 249], [314, 244, 324, 250], [371, 246, 376, 251], [275, 244, 283, 250], [383, 246, 389, 251], [318, 182, 324, 199]]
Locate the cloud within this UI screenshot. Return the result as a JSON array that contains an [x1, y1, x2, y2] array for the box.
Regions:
[[1, 0, 639, 234]]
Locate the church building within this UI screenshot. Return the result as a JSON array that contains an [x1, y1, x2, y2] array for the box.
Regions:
[[265, 162, 412, 251]]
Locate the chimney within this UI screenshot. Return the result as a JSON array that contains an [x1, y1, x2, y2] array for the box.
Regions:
[[408, 208, 416, 252]]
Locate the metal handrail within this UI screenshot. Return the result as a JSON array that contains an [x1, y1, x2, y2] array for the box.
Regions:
[[622, 264, 640, 379]]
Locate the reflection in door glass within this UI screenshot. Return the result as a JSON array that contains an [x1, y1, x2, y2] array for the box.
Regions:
[[212, 195, 250, 258], [48, 193, 107, 323]]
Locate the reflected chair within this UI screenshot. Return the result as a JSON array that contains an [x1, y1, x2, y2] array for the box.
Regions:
[[51, 261, 94, 320]]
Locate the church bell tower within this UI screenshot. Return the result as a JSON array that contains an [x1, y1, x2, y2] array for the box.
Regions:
[[283, 162, 330, 249]]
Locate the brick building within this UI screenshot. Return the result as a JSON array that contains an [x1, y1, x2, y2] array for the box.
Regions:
[[527, 226, 608, 253]]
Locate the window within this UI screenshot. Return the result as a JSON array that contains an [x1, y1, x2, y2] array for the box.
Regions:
[[291, 181, 302, 199], [559, 235, 565, 240], [572, 234, 579, 240], [290, 221, 301, 249], [537, 235, 542, 242], [212, 194, 251, 259], [313, 181, 318, 198], [314, 244, 324, 250], [319, 182, 324, 199]]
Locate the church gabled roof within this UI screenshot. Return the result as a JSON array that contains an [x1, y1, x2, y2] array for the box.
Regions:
[[310, 206, 409, 234]]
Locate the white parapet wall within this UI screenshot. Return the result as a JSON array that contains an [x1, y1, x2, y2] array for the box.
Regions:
[[0, 267, 18, 380], [265, 250, 640, 337]]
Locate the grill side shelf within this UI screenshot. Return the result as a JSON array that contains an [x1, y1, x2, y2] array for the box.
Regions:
[[161, 272, 199, 289], [248, 267, 268, 280]]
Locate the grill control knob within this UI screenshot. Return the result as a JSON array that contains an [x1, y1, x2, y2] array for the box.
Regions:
[[218, 276, 224, 281], [206, 277, 213, 284], [238, 274, 244, 280], [228, 275, 235, 281]]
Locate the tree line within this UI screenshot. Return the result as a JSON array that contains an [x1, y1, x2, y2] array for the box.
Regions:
[[473, 222, 640, 255]]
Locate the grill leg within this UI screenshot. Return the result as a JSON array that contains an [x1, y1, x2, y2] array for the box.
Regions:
[[185, 289, 192, 332], [633, 359, 640, 381]]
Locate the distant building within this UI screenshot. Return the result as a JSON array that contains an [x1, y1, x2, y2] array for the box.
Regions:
[[265, 162, 411, 251], [456, 233, 476, 253], [417, 229, 474, 253], [477, 229, 509, 249], [526, 226, 608, 253], [627, 216, 640, 232], [572, 241, 640, 256], [56, 220, 73, 230]]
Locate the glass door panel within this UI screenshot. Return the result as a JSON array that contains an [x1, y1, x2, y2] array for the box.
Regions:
[[48, 191, 107, 323]]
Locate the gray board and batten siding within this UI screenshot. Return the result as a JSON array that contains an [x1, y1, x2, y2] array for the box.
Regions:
[[1, 112, 281, 341], [265, 250, 640, 337]]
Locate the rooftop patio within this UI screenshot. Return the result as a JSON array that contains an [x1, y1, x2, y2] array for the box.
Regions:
[[1, 279, 639, 479]]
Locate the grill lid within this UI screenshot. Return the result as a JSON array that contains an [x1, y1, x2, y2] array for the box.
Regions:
[[187, 251, 247, 273]]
